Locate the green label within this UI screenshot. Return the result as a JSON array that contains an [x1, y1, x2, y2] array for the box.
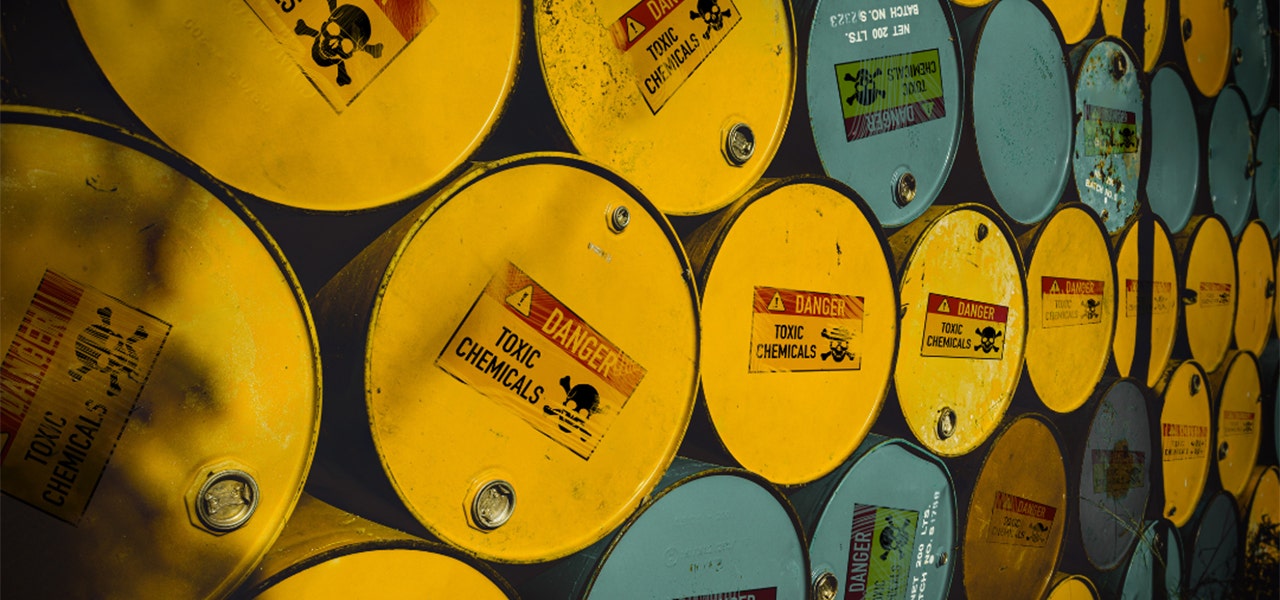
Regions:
[[1082, 104, 1138, 155], [835, 49, 945, 142], [847, 503, 919, 600]]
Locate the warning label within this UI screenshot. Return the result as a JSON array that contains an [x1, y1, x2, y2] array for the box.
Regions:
[[1, 271, 171, 525], [1161, 422, 1209, 462], [749, 286, 864, 373], [675, 588, 777, 600], [1081, 104, 1139, 156], [846, 503, 919, 600], [1221, 410, 1257, 437], [1041, 276, 1105, 329], [835, 48, 945, 142], [1123, 279, 1175, 317], [1091, 442, 1146, 499], [920, 293, 1008, 359], [244, 0, 437, 111], [1197, 281, 1233, 308], [986, 491, 1057, 548], [436, 263, 646, 459], [608, 0, 741, 114]]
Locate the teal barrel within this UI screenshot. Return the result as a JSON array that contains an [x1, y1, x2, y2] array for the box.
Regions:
[[1230, 0, 1273, 116], [1254, 107, 1279, 238], [1184, 491, 1241, 600], [1070, 37, 1145, 234], [1206, 85, 1256, 237], [1099, 519, 1186, 599], [1146, 65, 1201, 235]]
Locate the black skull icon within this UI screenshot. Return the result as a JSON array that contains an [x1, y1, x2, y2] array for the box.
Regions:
[[68, 307, 149, 398], [1083, 298, 1101, 320], [543, 375, 600, 440], [690, 0, 732, 39], [844, 68, 886, 107], [820, 326, 854, 362], [1118, 126, 1136, 152], [295, 0, 385, 87], [878, 514, 912, 561], [974, 326, 1002, 354]]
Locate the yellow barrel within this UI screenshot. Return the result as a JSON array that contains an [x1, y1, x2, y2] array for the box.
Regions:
[[1178, 0, 1232, 97], [0, 109, 321, 598], [67, 1, 521, 211], [1209, 350, 1262, 499], [686, 178, 897, 485], [1045, 573, 1099, 600], [1175, 214, 1237, 373], [1234, 220, 1276, 356], [1112, 217, 1180, 388], [892, 204, 1027, 457], [1240, 466, 1279, 595], [534, 0, 794, 215], [311, 153, 699, 563], [1043, 0, 1101, 44], [952, 0, 992, 7], [1155, 360, 1212, 528], [1021, 204, 1118, 413], [962, 414, 1067, 600], [1101, 0, 1169, 72], [235, 494, 513, 599]]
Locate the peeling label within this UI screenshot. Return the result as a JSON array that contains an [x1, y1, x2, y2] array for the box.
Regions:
[[1091, 443, 1146, 498], [1082, 104, 1139, 156]]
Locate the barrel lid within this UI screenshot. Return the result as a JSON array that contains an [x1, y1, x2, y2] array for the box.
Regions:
[[1187, 491, 1241, 598], [1179, 0, 1233, 98], [1101, 0, 1169, 72], [962, 414, 1067, 600], [1208, 86, 1257, 236], [1157, 360, 1212, 528], [1231, 0, 1273, 116], [805, 0, 963, 227], [1112, 216, 1179, 388], [1213, 351, 1262, 498], [534, 0, 794, 216], [696, 179, 897, 485], [362, 154, 698, 563], [894, 204, 1027, 457], [1254, 107, 1279, 238], [1179, 215, 1238, 373], [1073, 38, 1145, 234], [1078, 379, 1153, 571], [806, 438, 956, 600], [0, 108, 320, 599], [970, 0, 1073, 225], [1119, 520, 1185, 599], [1146, 65, 1201, 234], [1024, 204, 1118, 413], [1234, 221, 1276, 355], [67, 1, 521, 211], [1045, 573, 1099, 600]]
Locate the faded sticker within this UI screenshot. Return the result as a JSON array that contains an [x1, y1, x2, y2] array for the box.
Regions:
[[243, 0, 437, 111], [608, 0, 742, 114], [920, 293, 1008, 359], [1091, 442, 1146, 498], [436, 262, 645, 459], [1081, 104, 1139, 156], [749, 286, 864, 373], [847, 503, 919, 600], [835, 49, 945, 142], [1161, 422, 1209, 462], [986, 491, 1057, 548], [1196, 282, 1233, 308], [1, 271, 171, 524], [1041, 276, 1105, 329], [1124, 279, 1175, 317], [1220, 410, 1257, 437]]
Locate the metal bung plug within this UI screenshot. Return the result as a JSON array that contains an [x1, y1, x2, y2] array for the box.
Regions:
[[812, 571, 839, 600], [195, 469, 259, 532], [472, 480, 515, 531], [894, 170, 917, 207], [1190, 373, 1202, 396], [1183, 18, 1193, 41], [937, 407, 957, 440], [1246, 159, 1261, 179], [1217, 441, 1229, 460], [1266, 279, 1275, 298], [723, 122, 755, 166], [1234, 47, 1244, 65], [975, 223, 989, 242], [1111, 51, 1128, 80], [937, 552, 948, 567], [609, 205, 631, 233]]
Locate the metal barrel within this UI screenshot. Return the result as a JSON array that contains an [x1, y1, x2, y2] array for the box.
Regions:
[[1070, 37, 1147, 234], [1043, 572, 1101, 599], [232, 494, 515, 599], [1183, 490, 1242, 599], [517, 458, 809, 599], [1206, 86, 1258, 236], [1238, 465, 1279, 597], [786, 434, 957, 600], [960, 414, 1069, 600], [0, 108, 321, 598], [1174, 214, 1238, 373], [952, 0, 1074, 226], [1255, 108, 1280, 238], [307, 153, 699, 563], [1233, 220, 1276, 356], [1101, 0, 1170, 73], [791, 0, 964, 227], [683, 177, 897, 486], [889, 204, 1028, 457], [1146, 65, 1201, 235], [1230, 0, 1274, 117], [65, 1, 522, 212], [1154, 360, 1213, 528], [1112, 214, 1180, 389], [1173, 0, 1234, 99], [1097, 519, 1186, 599], [1042, 0, 1102, 45], [1019, 203, 1119, 414], [532, 0, 795, 216], [1207, 350, 1263, 499]]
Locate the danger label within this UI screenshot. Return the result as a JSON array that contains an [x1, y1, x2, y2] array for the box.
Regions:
[[608, 0, 741, 114], [436, 263, 645, 459], [846, 503, 919, 600], [1124, 279, 1175, 317], [244, 0, 437, 111], [1221, 410, 1257, 437], [1091, 442, 1146, 498], [1081, 104, 1139, 156], [675, 588, 777, 600], [1040, 276, 1105, 329], [1, 271, 171, 525], [920, 293, 1008, 359], [1197, 281, 1233, 308], [1161, 422, 1209, 462], [986, 491, 1057, 548], [749, 286, 864, 373], [836, 49, 945, 141]]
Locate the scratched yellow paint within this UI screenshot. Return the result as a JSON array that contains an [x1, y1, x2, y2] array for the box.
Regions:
[[1179, 0, 1232, 97], [1211, 351, 1262, 499], [1101, 0, 1168, 72], [1157, 360, 1211, 528], [1112, 218, 1179, 388], [1178, 215, 1237, 373], [1234, 220, 1276, 356], [1043, 0, 1100, 44]]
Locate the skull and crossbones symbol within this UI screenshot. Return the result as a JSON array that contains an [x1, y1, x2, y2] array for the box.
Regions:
[[845, 68, 885, 107], [1083, 298, 1101, 320], [690, 0, 732, 39], [974, 326, 1002, 354], [68, 307, 149, 398], [295, 0, 384, 87], [820, 326, 854, 362]]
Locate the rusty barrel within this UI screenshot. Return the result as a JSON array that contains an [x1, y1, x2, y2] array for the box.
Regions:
[[1155, 360, 1213, 528], [1101, 0, 1169, 73], [1070, 37, 1145, 234], [1174, 214, 1238, 373]]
